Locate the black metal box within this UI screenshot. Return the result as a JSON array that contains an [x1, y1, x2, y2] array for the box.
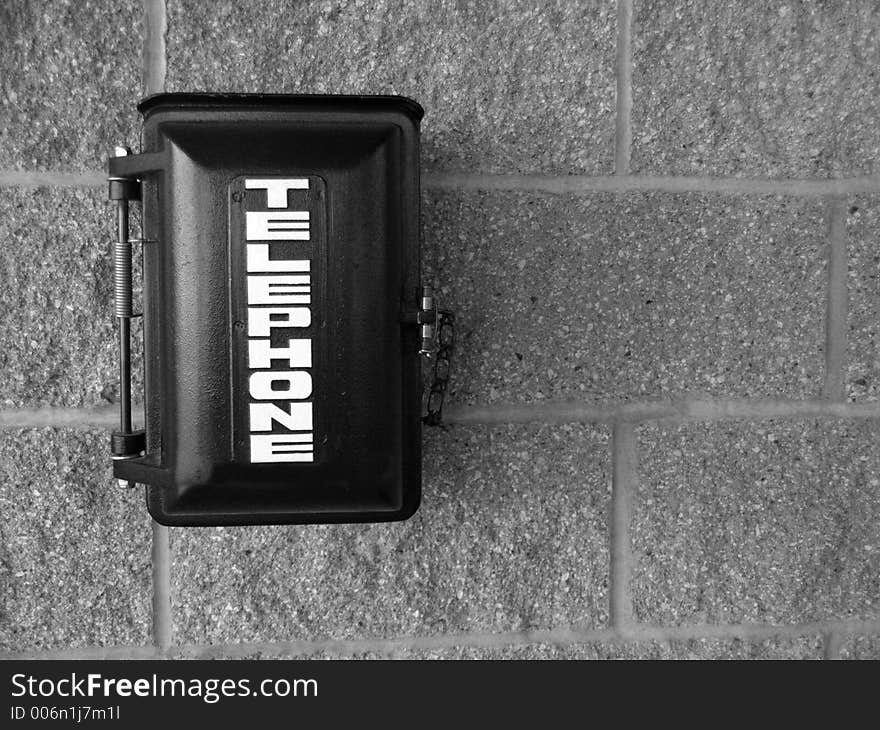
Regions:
[[110, 93, 424, 526]]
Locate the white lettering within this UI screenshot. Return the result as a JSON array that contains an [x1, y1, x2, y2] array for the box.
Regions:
[[248, 275, 310, 304], [248, 338, 312, 369], [249, 370, 312, 400], [251, 433, 315, 463], [245, 178, 309, 208], [248, 307, 310, 337], [246, 211, 310, 241], [247, 243, 310, 272], [249, 403, 314, 432], [244, 177, 315, 463]]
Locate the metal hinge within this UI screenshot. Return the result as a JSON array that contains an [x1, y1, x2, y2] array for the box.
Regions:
[[108, 146, 146, 487]]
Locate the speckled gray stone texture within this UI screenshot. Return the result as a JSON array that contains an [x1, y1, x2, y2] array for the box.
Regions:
[[198, 645, 611, 660], [0, 0, 142, 171], [839, 635, 880, 659], [227, 644, 655, 659], [0, 188, 144, 409], [0, 430, 152, 652], [846, 197, 880, 401], [384, 636, 823, 659], [424, 190, 826, 405], [218, 636, 823, 659], [632, 1, 880, 177], [633, 420, 880, 626], [165, 0, 616, 174], [170, 425, 610, 644]]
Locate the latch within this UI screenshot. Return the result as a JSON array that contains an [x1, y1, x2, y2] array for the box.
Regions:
[[417, 285, 437, 356], [402, 285, 456, 426]]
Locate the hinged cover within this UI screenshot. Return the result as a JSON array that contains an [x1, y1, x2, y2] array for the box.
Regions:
[[113, 93, 424, 526]]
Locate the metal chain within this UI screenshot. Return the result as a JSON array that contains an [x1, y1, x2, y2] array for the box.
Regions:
[[423, 310, 455, 426]]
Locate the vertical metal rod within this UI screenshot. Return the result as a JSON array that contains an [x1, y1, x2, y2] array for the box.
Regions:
[[119, 322, 132, 431], [115, 198, 132, 435]]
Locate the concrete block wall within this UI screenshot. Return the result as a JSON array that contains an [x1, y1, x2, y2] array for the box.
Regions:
[[1, 0, 878, 660]]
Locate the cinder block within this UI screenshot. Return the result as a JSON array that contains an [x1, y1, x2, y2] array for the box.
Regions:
[[632, 1, 880, 177], [170, 424, 610, 644], [839, 634, 880, 659], [846, 197, 880, 401], [0, 429, 152, 652], [658, 636, 823, 659], [424, 190, 826, 406], [388, 636, 823, 659], [214, 636, 823, 659], [0, 188, 144, 409], [225, 644, 614, 659], [633, 420, 880, 625], [0, 0, 142, 170], [165, 0, 617, 174]]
